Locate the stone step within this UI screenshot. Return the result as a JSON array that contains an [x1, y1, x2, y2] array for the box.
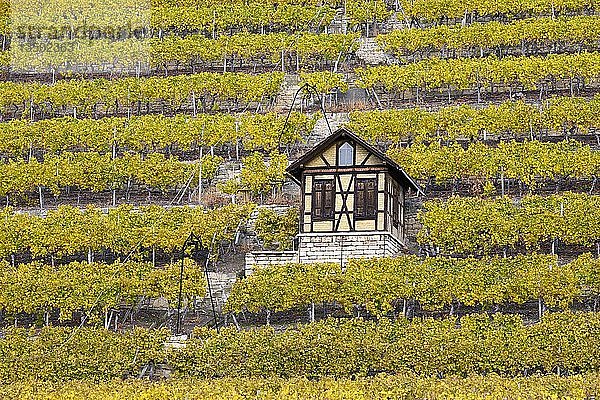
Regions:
[[355, 37, 397, 65], [274, 74, 302, 112], [213, 161, 241, 183], [306, 113, 350, 147]]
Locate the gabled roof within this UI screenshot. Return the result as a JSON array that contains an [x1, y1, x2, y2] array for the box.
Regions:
[[287, 127, 423, 195]]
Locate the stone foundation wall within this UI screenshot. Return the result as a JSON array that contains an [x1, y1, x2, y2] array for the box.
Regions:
[[245, 231, 407, 273], [298, 232, 402, 265], [245, 251, 299, 275]]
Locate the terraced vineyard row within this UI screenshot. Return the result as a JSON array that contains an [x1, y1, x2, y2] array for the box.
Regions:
[[5, 139, 600, 201], [3, 33, 360, 72], [2, 375, 599, 400], [0, 112, 316, 155], [418, 193, 600, 253], [227, 254, 600, 315], [0, 203, 254, 259], [5, 139, 600, 202], [389, 140, 600, 185], [0, 72, 284, 118], [0, 153, 208, 196], [1, 313, 600, 380], [0, 150, 287, 201], [400, 0, 600, 23], [3, 0, 600, 37], [0, 259, 206, 321], [379, 16, 600, 59], [4, 52, 600, 119], [356, 52, 600, 96], [348, 96, 600, 142], [1, 96, 600, 157], [0, 0, 391, 37]]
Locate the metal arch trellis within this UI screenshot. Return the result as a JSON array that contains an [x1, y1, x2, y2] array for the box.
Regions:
[[176, 231, 219, 335], [277, 81, 334, 155]]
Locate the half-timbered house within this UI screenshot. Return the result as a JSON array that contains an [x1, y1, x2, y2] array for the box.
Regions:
[[286, 127, 421, 264]]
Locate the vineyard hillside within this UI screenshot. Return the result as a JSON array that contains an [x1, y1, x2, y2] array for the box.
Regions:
[[1, 0, 600, 398]]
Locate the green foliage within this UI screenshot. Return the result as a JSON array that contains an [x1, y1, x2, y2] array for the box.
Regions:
[[386, 140, 600, 186], [0, 259, 207, 320], [299, 71, 349, 94], [2, 313, 600, 381], [0, 203, 255, 259], [347, 96, 600, 143], [225, 254, 600, 315], [0, 72, 284, 116], [225, 262, 342, 313], [378, 16, 600, 58], [240, 151, 288, 196], [173, 313, 600, 377], [0, 153, 222, 196], [0, 112, 315, 156], [6, 374, 600, 399], [200, 155, 224, 180], [254, 207, 299, 250], [356, 52, 600, 93], [0, 327, 169, 381], [150, 33, 359, 69], [399, 0, 599, 21], [419, 193, 600, 253]]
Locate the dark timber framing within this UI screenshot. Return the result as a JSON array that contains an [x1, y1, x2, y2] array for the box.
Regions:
[[288, 127, 422, 244]]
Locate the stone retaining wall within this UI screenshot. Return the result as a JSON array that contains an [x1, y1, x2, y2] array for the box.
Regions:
[[298, 232, 402, 266], [245, 251, 299, 275]]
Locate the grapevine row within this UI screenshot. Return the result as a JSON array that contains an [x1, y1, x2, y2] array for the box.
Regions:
[[387, 140, 600, 185], [228, 254, 599, 315], [5, 0, 600, 37], [1, 0, 391, 37], [170, 313, 600, 377], [0, 71, 284, 117], [347, 96, 600, 143], [0, 112, 316, 156], [378, 16, 600, 59], [3, 96, 598, 158], [0, 326, 168, 382], [218, 140, 600, 198], [400, 0, 600, 23], [4, 33, 359, 72], [356, 52, 600, 94], [145, 3, 337, 35], [0, 203, 255, 259], [5, 0, 336, 36], [2, 313, 600, 380], [0, 259, 206, 320], [151, 33, 359, 68], [0, 153, 203, 196], [3, 374, 599, 399], [0, 150, 288, 200], [299, 71, 349, 94], [418, 193, 600, 253]]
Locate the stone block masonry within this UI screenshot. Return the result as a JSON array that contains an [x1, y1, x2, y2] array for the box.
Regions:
[[245, 251, 298, 276], [298, 232, 402, 266], [244, 232, 403, 274]]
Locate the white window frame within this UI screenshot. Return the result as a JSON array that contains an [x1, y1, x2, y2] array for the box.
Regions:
[[338, 142, 353, 166]]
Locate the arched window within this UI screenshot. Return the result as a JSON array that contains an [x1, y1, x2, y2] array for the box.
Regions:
[[338, 142, 353, 166]]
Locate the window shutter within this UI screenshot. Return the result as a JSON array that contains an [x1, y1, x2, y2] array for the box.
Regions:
[[355, 180, 365, 216], [392, 183, 399, 227], [355, 178, 377, 219], [367, 179, 376, 217], [313, 179, 335, 220], [324, 181, 334, 218]]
